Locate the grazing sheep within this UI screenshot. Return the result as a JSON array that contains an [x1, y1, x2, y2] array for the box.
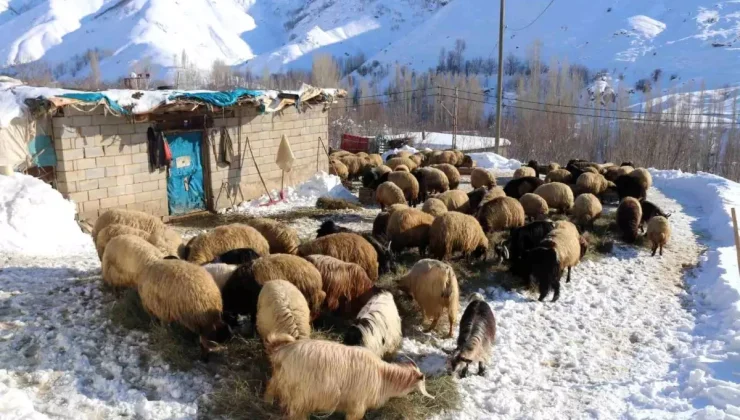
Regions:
[[245, 218, 300, 255], [378, 171, 420, 205], [95, 223, 152, 259], [461, 155, 475, 167], [413, 167, 450, 203], [646, 216, 671, 256], [203, 263, 238, 289], [137, 259, 232, 359], [263, 334, 433, 420], [399, 259, 460, 337], [422, 197, 449, 217], [314, 222, 397, 277], [545, 169, 573, 184], [305, 255, 374, 314], [524, 220, 584, 302], [362, 165, 391, 188], [513, 167, 536, 179], [394, 164, 410, 172], [330, 150, 352, 159], [435, 189, 470, 213], [102, 235, 164, 288], [506, 220, 556, 278], [298, 233, 380, 281], [373, 212, 391, 239], [368, 154, 384, 167], [429, 212, 489, 261], [581, 166, 599, 175], [375, 181, 407, 209], [186, 224, 270, 264], [329, 159, 349, 179], [431, 150, 457, 165], [603, 165, 622, 182], [519, 193, 549, 219], [216, 248, 261, 265], [476, 196, 526, 233], [343, 290, 402, 357], [386, 208, 435, 254], [92, 208, 164, 241], [639, 200, 671, 232], [430, 163, 461, 189], [630, 168, 652, 191], [256, 280, 311, 341], [409, 153, 424, 167], [572, 193, 602, 229], [386, 156, 418, 171], [470, 168, 497, 189], [447, 294, 496, 378], [338, 155, 365, 179], [534, 182, 574, 213], [503, 176, 544, 199], [451, 150, 465, 166], [466, 187, 489, 215], [615, 174, 647, 201], [617, 197, 642, 243], [576, 172, 609, 196]]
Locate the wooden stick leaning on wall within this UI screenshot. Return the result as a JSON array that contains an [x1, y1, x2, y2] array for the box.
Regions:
[[246, 135, 273, 201], [732, 207, 740, 277]]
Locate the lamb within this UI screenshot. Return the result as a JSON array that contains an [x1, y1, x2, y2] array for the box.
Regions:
[[329, 150, 352, 158], [412, 167, 450, 203], [503, 176, 544, 199], [524, 220, 584, 302], [375, 181, 407, 209], [137, 258, 232, 359], [245, 218, 300, 255], [435, 189, 470, 213], [343, 290, 402, 357], [576, 172, 609, 196], [385, 156, 418, 171], [614, 174, 647, 200], [256, 280, 312, 341], [430, 163, 461, 189], [639, 200, 671, 232], [447, 294, 496, 378], [513, 167, 536, 179], [92, 208, 164, 241], [305, 254, 375, 314], [519, 193, 549, 220], [572, 193, 602, 230], [630, 168, 653, 191], [394, 164, 410, 172], [185, 224, 270, 264], [314, 221, 397, 277], [617, 197, 642, 243], [534, 182, 574, 213], [203, 263, 238, 289], [476, 196, 526, 233], [399, 259, 460, 337], [422, 197, 449, 217], [102, 235, 164, 288], [298, 233, 380, 281], [386, 208, 435, 254], [526, 160, 541, 178], [329, 159, 349, 180], [470, 168, 497, 189], [617, 165, 634, 177], [263, 334, 433, 420], [378, 171, 420, 205], [429, 212, 489, 261], [646, 216, 671, 256]]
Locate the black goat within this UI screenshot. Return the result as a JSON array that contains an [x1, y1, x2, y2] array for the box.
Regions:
[[639, 200, 671, 232], [220, 261, 262, 330], [467, 187, 489, 215], [503, 176, 544, 199], [527, 160, 540, 178], [615, 174, 647, 200], [524, 245, 563, 302], [506, 221, 556, 278], [216, 248, 261, 265]]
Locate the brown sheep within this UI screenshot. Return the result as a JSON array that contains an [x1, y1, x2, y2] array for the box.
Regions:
[[513, 167, 537, 179], [617, 197, 642, 243], [385, 171, 420, 205], [429, 212, 489, 261], [256, 280, 312, 341], [646, 216, 671, 256], [435, 189, 470, 213], [102, 235, 164, 288], [572, 193, 602, 229], [394, 164, 410, 172], [298, 233, 380, 281], [470, 168, 497, 189], [92, 208, 164, 241], [409, 154, 424, 167], [386, 156, 418, 171], [545, 169, 573, 184], [373, 212, 391, 238], [186, 224, 270, 264], [534, 182, 574, 213], [576, 172, 609, 196], [386, 208, 435, 254], [368, 154, 384, 167], [630, 168, 652, 191], [305, 254, 374, 314], [95, 223, 153, 259], [476, 196, 526, 233], [245, 218, 300, 255], [329, 159, 349, 179], [519, 193, 549, 219], [375, 164, 392, 176], [431, 150, 458, 165], [422, 198, 449, 217], [338, 155, 365, 178], [399, 259, 460, 337], [430, 163, 461, 189], [375, 182, 407, 210]]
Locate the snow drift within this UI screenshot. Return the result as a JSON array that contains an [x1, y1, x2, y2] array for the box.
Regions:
[[468, 153, 521, 171]]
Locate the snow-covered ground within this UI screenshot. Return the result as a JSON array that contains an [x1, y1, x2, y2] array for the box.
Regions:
[[2, 166, 740, 418]]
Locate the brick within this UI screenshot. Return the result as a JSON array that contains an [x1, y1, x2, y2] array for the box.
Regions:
[[119, 194, 136, 205], [76, 158, 97, 170], [126, 202, 145, 211], [125, 183, 143, 195], [71, 116, 92, 126], [107, 185, 126, 197], [114, 155, 133, 166], [124, 163, 146, 175], [56, 160, 74, 171], [54, 138, 73, 150], [92, 115, 121, 126], [88, 188, 108, 200], [142, 180, 159, 192], [57, 126, 80, 139], [158, 179, 168, 189], [135, 124, 150, 134], [100, 197, 119, 209], [134, 172, 150, 184], [85, 168, 106, 179], [132, 153, 148, 164], [84, 147, 104, 158], [99, 177, 117, 188], [67, 191, 88, 203], [101, 125, 118, 136], [135, 191, 152, 203], [56, 181, 77, 194], [52, 116, 72, 128], [103, 145, 123, 156], [102, 134, 124, 145], [78, 179, 99, 191], [83, 200, 100, 212], [116, 175, 134, 186], [57, 170, 84, 182], [96, 156, 116, 167], [78, 210, 100, 221], [106, 166, 124, 177], [129, 133, 147, 145], [118, 124, 135, 135]]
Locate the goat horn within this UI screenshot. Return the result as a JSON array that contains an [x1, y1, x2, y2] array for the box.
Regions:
[[401, 354, 419, 369]]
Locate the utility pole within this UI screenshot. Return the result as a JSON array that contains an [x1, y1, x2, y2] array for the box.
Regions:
[[453, 87, 458, 149], [495, 0, 505, 154]]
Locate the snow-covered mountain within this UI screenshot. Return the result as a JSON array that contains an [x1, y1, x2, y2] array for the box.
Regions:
[[1, 0, 739, 89]]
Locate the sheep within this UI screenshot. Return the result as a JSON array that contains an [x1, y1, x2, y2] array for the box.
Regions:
[[397, 151, 413, 159], [95, 223, 152, 259], [581, 166, 599, 175], [356, 152, 369, 158], [314, 221, 397, 277], [447, 294, 496, 378], [412, 167, 450, 203], [621, 161, 635, 167], [534, 182, 574, 213], [630, 168, 652, 191], [256, 280, 312, 341], [513, 167, 536, 179], [505, 220, 556, 278], [385, 156, 417, 171], [435, 189, 470, 213], [158, 228, 185, 258], [526, 160, 541, 178], [545, 169, 573, 184], [399, 259, 460, 337], [639, 200, 671, 232], [137, 258, 232, 359], [615, 174, 647, 201], [298, 233, 380, 281], [476, 196, 526, 233], [394, 164, 410, 172], [470, 168, 497, 189], [368, 154, 383, 167], [565, 159, 596, 180], [263, 334, 433, 420], [245, 218, 300, 255], [617, 197, 642, 243], [409, 154, 424, 167], [430, 163, 461, 189], [519, 193, 549, 220], [373, 212, 391, 239], [378, 171, 420, 205], [305, 254, 374, 314], [451, 150, 465, 166], [386, 208, 435, 255], [92, 208, 164, 241], [467, 187, 506, 215], [576, 172, 609, 196], [422, 197, 449, 217], [524, 220, 584, 302], [102, 235, 164, 288], [503, 176, 544, 199], [461, 155, 475, 167], [330, 150, 352, 159], [431, 150, 457, 165], [375, 181, 407, 210], [186, 224, 270, 264], [572, 193, 602, 230], [429, 212, 489, 261], [603, 165, 622, 182], [646, 216, 671, 256], [329, 159, 349, 180], [362, 166, 385, 188], [338, 155, 365, 179], [203, 263, 238, 289], [343, 290, 402, 357]]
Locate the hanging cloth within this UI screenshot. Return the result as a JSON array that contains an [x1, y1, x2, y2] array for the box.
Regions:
[[220, 128, 235, 165], [275, 134, 295, 172]]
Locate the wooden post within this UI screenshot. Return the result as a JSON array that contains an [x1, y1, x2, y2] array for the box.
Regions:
[[732, 208, 740, 276]]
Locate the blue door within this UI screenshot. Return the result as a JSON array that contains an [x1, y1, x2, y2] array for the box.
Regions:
[[166, 132, 206, 215]]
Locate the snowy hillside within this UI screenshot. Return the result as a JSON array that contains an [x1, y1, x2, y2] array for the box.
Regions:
[[1, 0, 740, 88]]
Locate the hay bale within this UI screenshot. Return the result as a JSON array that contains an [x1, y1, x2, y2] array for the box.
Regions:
[[315, 197, 361, 210]]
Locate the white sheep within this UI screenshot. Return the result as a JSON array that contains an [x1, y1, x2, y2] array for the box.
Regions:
[[256, 280, 312, 341], [101, 235, 164, 288], [399, 259, 460, 338]]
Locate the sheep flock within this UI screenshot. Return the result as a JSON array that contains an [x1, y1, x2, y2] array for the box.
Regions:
[[94, 149, 672, 419]]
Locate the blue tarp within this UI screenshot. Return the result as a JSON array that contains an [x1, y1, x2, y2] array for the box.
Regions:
[[27, 135, 56, 167], [168, 88, 263, 107], [58, 93, 129, 115]]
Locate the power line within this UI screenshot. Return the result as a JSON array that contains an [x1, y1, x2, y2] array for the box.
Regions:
[[339, 88, 430, 100], [507, 0, 556, 31]]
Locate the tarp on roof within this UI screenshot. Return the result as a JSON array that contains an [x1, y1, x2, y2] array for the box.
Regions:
[[58, 92, 130, 115], [169, 88, 263, 107]]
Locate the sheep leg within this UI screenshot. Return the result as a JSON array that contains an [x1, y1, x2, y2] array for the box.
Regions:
[[551, 281, 561, 302], [537, 278, 550, 302], [477, 362, 486, 376], [659, 245, 664, 256], [424, 316, 440, 334], [651, 245, 657, 256], [264, 378, 277, 404], [447, 310, 456, 338], [459, 362, 470, 378], [346, 406, 367, 420], [566, 267, 572, 283], [199, 336, 211, 363]]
